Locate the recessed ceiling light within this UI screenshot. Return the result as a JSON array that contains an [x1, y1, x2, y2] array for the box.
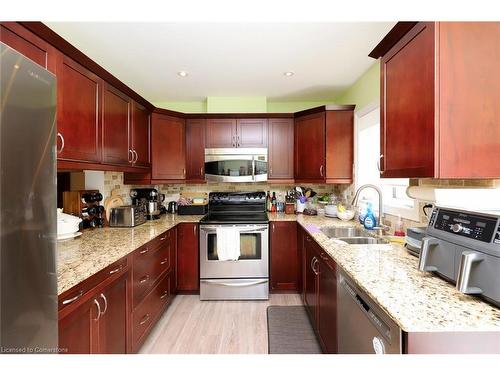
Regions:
[[177, 71, 188, 77], [284, 71, 294, 77]]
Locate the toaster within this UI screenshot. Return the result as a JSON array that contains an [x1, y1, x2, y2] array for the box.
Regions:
[[109, 205, 146, 227]]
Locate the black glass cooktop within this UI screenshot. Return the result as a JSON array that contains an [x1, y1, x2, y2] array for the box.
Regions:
[[199, 212, 269, 224]]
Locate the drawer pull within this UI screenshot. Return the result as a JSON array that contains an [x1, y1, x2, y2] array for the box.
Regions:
[[139, 314, 150, 325], [160, 235, 167, 241], [160, 258, 168, 265], [109, 265, 123, 275], [139, 248, 149, 254], [139, 275, 150, 284], [160, 291, 169, 300], [62, 290, 83, 305]]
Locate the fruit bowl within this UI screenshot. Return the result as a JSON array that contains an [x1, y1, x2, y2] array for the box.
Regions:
[[337, 209, 355, 221]]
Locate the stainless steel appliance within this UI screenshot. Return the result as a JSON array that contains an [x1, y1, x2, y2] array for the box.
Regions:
[[130, 188, 165, 220], [199, 192, 269, 300], [337, 270, 402, 354], [405, 226, 427, 257], [109, 205, 146, 227], [204, 148, 268, 182], [419, 205, 500, 307], [0, 42, 58, 351], [167, 201, 177, 214]]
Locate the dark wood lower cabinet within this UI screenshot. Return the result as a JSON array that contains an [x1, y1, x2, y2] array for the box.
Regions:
[[270, 221, 300, 292], [303, 234, 319, 324], [176, 223, 199, 293], [58, 296, 97, 354]]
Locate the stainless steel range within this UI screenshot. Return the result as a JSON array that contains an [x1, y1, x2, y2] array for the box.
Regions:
[[199, 192, 269, 300], [419, 205, 500, 307]]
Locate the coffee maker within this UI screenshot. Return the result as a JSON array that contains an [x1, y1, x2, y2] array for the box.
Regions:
[[130, 188, 165, 220]]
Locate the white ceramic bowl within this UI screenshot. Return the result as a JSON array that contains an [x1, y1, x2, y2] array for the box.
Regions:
[[57, 209, 82, 236], [324, 204, 338, 217], [337, 209, 355, 221]]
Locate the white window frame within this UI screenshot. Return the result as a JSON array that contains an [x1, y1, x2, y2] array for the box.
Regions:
[[354, 102, 420, 222]]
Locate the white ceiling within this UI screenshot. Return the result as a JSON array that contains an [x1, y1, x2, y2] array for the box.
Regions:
[[45, 22, 395, 103]]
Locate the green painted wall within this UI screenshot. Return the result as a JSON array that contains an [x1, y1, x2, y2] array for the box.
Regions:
[[206, 97, 267, 113], [335, 61, 380, 110]]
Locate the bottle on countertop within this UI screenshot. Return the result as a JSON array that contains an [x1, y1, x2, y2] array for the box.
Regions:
[[266, 191, 272, 212], [394, 214, 405, 236], [271, 192, 277, 212], [363, 202, 377, 230]]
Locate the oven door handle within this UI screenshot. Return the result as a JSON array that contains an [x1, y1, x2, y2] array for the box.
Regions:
[[200, 226, 268, 234], [202, 280, 267, 287]]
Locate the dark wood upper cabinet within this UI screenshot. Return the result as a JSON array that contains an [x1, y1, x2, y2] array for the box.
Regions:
[[295, 112, 326, 182], [325, 111, 354, 183], [270, 221, 300, 292], [0, 22, 56, 72], [176, 223, 199, 293], [206, 119, 237, 148], [185, 119, 206, 182], [151, 113, 186, 181], [131, 101, 150, 168], [56, 54, 102, 163], [378, 21, 500, 178], [102, 84, 131, 166], [268, 118, 294, 181], [236, 119, 268, 148], [380, 22, 435, 178]]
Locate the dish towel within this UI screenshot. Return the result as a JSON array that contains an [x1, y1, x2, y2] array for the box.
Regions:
[[216, 227, 241, 261]]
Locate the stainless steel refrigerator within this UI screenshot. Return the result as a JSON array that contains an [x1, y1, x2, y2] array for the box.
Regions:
[[0, 42, 58, 352]]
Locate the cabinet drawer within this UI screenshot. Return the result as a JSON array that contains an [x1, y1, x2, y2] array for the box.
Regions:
[[132, 238, 173, 306], [132, 271, 172, 351], [59, 257, 128, 311]]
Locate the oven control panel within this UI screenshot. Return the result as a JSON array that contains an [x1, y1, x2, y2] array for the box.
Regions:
[[209, 192, 266, 204], [432, 208, 498, 243]]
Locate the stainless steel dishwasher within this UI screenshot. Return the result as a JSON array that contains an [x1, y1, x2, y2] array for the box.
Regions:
[[337, 270, 402, 354]]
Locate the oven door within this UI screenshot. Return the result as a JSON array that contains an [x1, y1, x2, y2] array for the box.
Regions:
[[199, 224, 269, 279]]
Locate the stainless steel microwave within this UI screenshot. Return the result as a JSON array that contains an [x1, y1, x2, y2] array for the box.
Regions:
[[204, 148, 268, 182]]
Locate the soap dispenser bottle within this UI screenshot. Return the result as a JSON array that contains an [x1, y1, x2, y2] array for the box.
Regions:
[[363, 202, 377, 230]]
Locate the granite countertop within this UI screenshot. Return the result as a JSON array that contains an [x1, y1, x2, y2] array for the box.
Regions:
[[57, 214, 204, 295], [57, 211, 500, 332]]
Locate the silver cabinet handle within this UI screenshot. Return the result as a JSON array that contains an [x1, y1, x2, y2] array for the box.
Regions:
[[139, 314, 150, 325], [133, 149, 138, 163], [310, 256, 316, 272], [456, 251, 485, 294], [182, 168, 186, 176], [160, 290, 169, 300], [418, 237, 439, 272], [139, 248, 149, 254], [378, 154, 384, 175], [62, 290, 83, 305], [200, 166, 203, 176], [160, 235, 167, 241], [128, 149, 133, 163], [57, 133, 65, 154], [312, 258, 319, 275], [93, 299, 101, 321], [100, 293, 108, 315], [109, 265, 123, 275], [160, 258, 168, 265], [193, 225, 197, 236], [139, 275, 150, 284], [319, 165, 324, 177]]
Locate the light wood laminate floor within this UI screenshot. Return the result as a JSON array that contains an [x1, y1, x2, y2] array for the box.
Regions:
[[140, 293, 302, 354]]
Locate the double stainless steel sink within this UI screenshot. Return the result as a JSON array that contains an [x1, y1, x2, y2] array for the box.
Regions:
[[320, 226, 389, 245]]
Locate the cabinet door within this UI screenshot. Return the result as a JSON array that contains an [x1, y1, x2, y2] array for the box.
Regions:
[[0, 22, 56, 72], [236, 119, 268, 148], [381, 22, 435, 178], [176, 223, 199, 292], [185, 119, 206, 181], [318, 257, 337, 353], [295, 112, 325, 182], [56, 55, 102, 163], [206, 119, 237, 148], [97, 271, 129, 354], [270, 221, 299, 291], [102, 84, 131, 165], [303, 235, 319, 327], [58, 297, 99, 354], [151, 114, 186, 180], [268, 118, 294, 180], [325, 111, 353, 183], [131, 101, 150, 168]]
